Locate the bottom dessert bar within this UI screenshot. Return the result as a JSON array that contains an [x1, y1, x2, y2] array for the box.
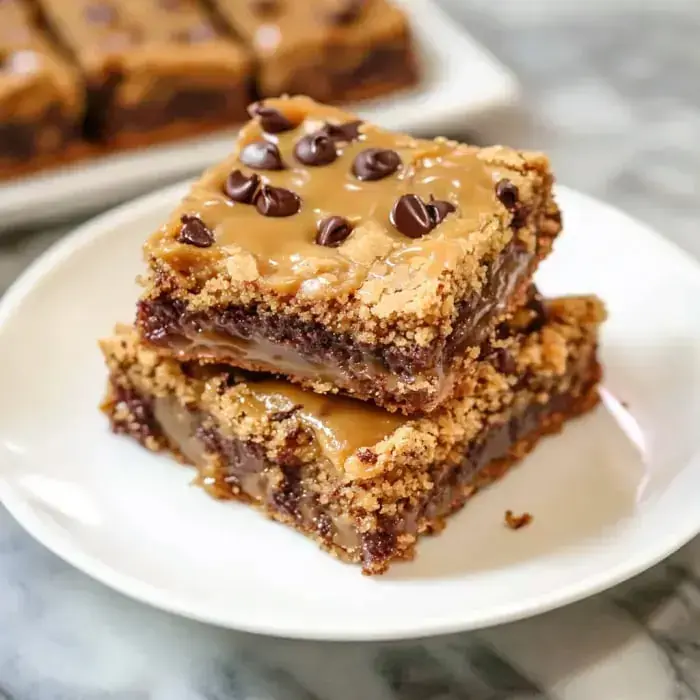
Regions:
[[100, 295, 605, 575]]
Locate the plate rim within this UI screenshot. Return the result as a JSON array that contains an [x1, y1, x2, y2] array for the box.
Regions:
[[1, 182, 700, 641]]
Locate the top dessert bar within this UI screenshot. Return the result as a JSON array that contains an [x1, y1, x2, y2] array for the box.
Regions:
[[209, 0, 418, 103], [138, 96, 562, 415], [37, 0, 252, 145], [0, 0, 83, 176]]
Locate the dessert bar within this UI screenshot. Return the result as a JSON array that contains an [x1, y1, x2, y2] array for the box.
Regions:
[[103, 294, 604, 575], [138, 96, 562, 414], [0, 1, 418, 180], [0, 0, 83, 177], [208, 0, 418, 103], [37, 0, 252, 146]]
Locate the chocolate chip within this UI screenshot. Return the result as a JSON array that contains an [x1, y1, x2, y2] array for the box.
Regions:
[[316, 216, 352, 247], [270, 404, 302, 421], [250, 0, 279, 16], [390, 194, 433, 239], [177, 215, 214, 247], [254, 185, 301, 217], [511, 206, 529, 230], [174, 23, 216, 43], [248, 102, 295, 134], [356, 448, 377, 465], [361, 528, 396, 564], [427, 199, 456, 225], [492, 348, 516, 376], [524, 289, 548, 332], [320, 120, 363, 143], [223, 169, 260, 204], [327, 0, 365, 24], [83, 2, 118, 25], [352, 148, 401, 181], [240, 140, 285, 170], [495, 179, 519, 211], [315, 512, 333, 540], [294, 132, 337, 166]]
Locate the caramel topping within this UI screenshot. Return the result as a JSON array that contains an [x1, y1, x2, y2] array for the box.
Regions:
[[147, 96, 520, 298], [234, 378, 405, 472]]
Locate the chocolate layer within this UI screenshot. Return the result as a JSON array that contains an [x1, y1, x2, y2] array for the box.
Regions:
[[273, 41, 418, 103], [0, 103, 79, 162], [85, 77, 251, 143], [138, 238, 534, 413]]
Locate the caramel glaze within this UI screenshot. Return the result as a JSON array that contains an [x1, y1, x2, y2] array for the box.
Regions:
[[241, 378, 405, 468], [145, 96, 519, 299]]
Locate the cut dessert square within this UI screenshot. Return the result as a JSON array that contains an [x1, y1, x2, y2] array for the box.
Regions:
[[103, 294, 604, 575], [0, 0, 83, 178], [137, 95, 562, 415], [37, 0, 252, 146], [208, 0, 418, 103]]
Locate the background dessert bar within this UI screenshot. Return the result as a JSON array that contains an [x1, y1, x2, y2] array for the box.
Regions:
[[0, 0, 417, 180], [0, 0, 83, 178], [208, 0, 417, 103]]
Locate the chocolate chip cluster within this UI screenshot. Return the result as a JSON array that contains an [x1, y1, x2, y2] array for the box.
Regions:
[[176, 103, 523, 250]]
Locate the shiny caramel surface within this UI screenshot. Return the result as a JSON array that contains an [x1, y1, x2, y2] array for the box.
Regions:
[[233, 378, 405, 469], [147, 96, 516, 298]]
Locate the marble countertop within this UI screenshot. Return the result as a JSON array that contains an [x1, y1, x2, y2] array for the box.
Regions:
[[2, 1, 700, 698]]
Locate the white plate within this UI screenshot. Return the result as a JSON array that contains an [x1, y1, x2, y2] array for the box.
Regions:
[[1, 183, 700, 641], [0, 0, 518, 233]]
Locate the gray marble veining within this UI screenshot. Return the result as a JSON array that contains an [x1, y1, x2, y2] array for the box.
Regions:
[[1, 1, 700, 698]]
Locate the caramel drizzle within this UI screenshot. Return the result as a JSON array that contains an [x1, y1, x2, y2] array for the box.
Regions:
[[148, 96, 511, 296]]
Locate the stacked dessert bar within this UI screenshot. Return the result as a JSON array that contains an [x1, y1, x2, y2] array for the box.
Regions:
[[100, 96, 606, 574]]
